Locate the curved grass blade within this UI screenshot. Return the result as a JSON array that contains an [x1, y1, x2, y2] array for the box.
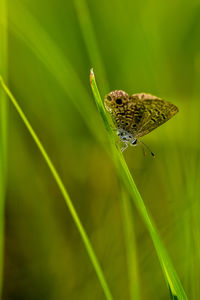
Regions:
[[0, 76, 113, 300], [0, 1, 8, 297], [90, 68, 188, 300]]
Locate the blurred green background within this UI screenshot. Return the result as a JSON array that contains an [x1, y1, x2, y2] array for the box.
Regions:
[[0, 0, 200, 299]]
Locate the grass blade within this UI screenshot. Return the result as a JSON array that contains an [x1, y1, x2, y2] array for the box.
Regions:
[[90, 68, 188, 300], [0, 76, 113, 300], [0, 0, 8, 297]]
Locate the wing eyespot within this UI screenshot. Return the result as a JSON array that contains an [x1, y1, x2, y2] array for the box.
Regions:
[[116, 98, 123, 105]]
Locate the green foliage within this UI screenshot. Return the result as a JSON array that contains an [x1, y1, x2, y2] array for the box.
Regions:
[[0, 0, 200, 299]]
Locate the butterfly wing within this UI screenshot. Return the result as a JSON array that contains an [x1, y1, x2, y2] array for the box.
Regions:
[[113, 95, 147, 135], [104, 91, 179, 138], [104, 90, 144, 135], [130, 93, 179, 138]]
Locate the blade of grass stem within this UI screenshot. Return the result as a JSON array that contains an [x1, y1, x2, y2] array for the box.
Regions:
[[0, 76, 113, 300], [90, 68, 188, 300], [0, 1, 8, 298]]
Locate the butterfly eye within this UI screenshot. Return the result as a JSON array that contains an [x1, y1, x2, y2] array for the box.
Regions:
[[107, 95, 112, 101], [116, 98, 122, 105], [132, 139, 137, 145]]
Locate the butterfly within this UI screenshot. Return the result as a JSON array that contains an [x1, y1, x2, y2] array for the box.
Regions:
[[104, 90, 179, 155]]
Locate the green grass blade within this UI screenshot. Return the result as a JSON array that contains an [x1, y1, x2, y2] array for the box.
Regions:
[[90, 68, 188, 300], [0, 76, 113, 300], [0, 1, 8, 297]]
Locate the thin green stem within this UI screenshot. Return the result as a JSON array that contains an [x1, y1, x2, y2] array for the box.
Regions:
[[0, 76, 113, 300], [0, 0, 8, 298], [90, 68, 188, 300]]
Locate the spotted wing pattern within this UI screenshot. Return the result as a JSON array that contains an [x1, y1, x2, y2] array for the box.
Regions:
[[104, 90, 179, 138], [130, 93, 179, 138]]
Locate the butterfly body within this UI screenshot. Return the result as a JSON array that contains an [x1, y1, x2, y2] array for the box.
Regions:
[[104, 90, 179, 152]]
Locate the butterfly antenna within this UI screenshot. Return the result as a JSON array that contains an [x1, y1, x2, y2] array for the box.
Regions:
[[139, 140, 155, 157]]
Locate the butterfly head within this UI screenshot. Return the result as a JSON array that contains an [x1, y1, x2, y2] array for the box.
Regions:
[[104, 90, 128, 113]]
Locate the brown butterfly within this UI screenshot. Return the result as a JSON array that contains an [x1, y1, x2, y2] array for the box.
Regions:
[[104, 90, 179, 155]]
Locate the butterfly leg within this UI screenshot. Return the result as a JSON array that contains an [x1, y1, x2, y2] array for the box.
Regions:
[[121, 142, 128, 152]]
